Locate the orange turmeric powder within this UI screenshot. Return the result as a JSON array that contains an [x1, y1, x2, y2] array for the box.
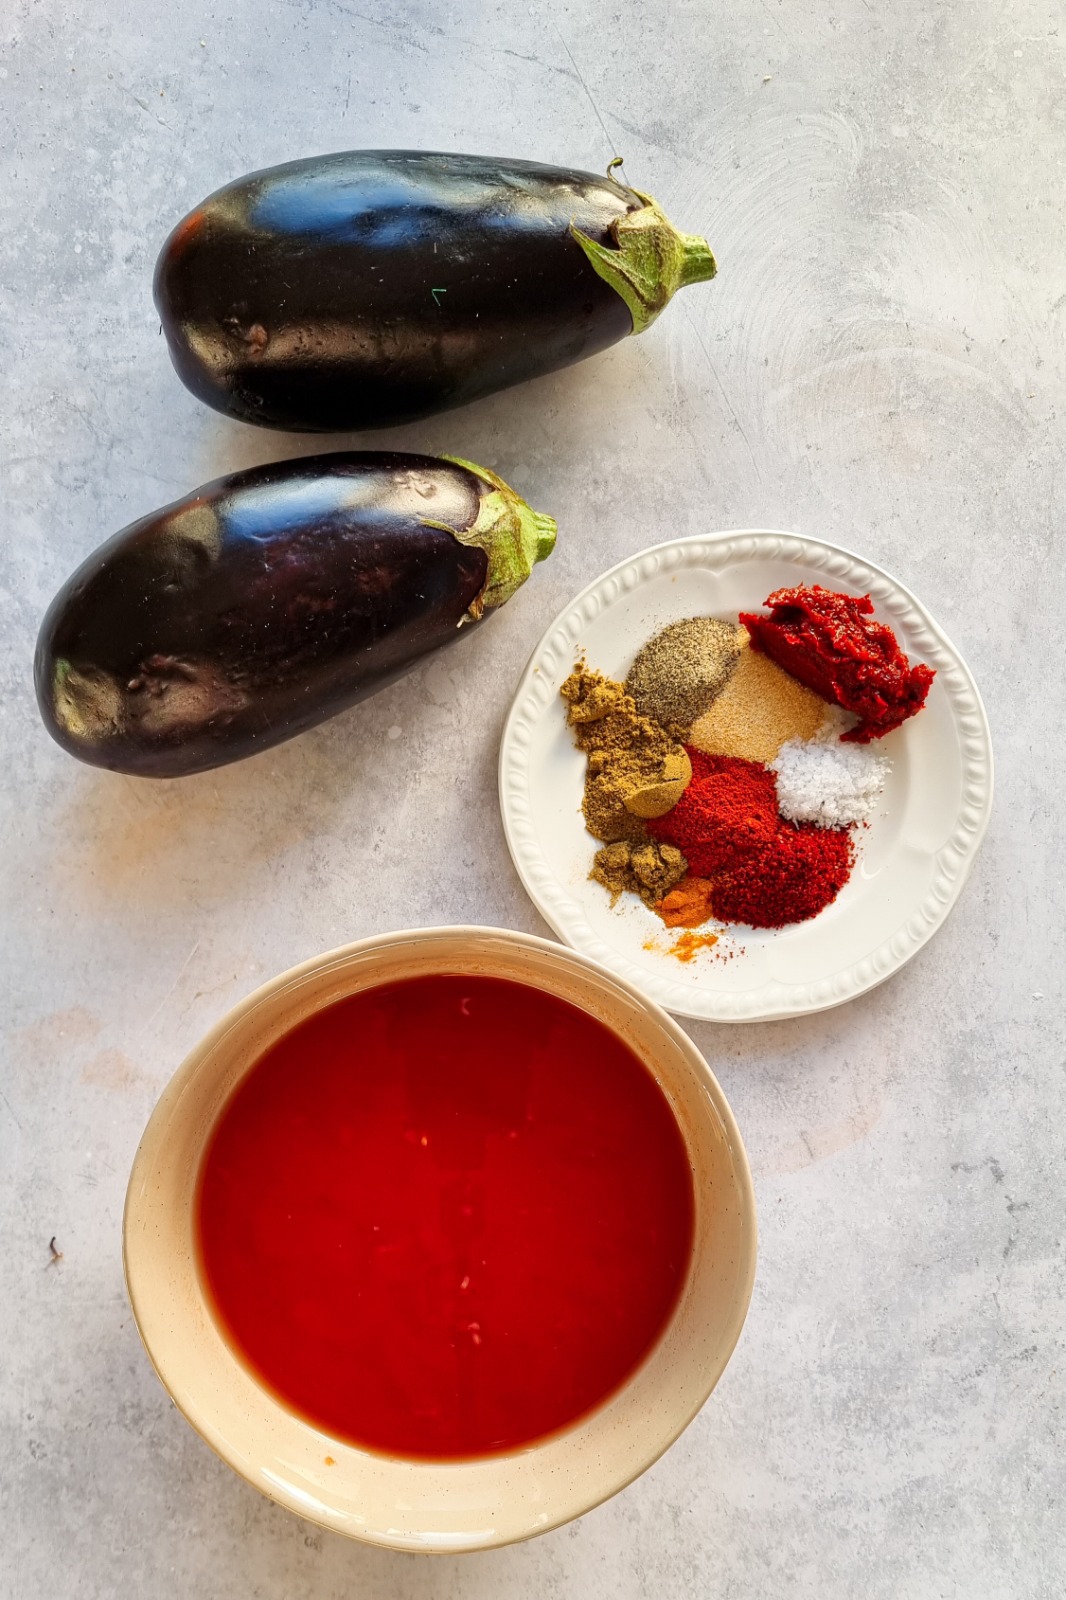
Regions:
[[658, 876, 716, 928], [669, 930, 720, 962]]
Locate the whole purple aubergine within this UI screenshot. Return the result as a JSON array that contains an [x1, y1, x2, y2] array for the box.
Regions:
[[154, 150, 717, 431], [35, 452, 555, 778]]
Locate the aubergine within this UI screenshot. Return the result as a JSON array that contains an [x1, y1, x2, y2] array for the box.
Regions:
[[35, 453, 555, 779], [154, 150, 717, 432]]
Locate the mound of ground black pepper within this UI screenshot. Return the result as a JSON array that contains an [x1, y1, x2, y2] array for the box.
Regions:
[[625, 617, 742, 735], [591, 840, 688, 908], [561, 662, 690, 843]]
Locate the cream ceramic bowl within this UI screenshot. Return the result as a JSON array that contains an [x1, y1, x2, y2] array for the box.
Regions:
[[124, 926, 757, 1553]]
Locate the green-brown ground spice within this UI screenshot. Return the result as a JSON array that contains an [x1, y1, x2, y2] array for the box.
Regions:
[[591, 840, 688, 908], [561, 662, 689, 843]]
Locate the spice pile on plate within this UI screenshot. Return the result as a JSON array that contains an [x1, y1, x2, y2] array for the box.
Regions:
[[561, 585, 933, 938]]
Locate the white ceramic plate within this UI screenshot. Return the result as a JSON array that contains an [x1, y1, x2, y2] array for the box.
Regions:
[[499, 531, 993, 1023]]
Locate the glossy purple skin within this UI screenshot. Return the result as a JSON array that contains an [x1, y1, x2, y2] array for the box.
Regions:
[[35, 453, 491, 778], [155, 150, 638, 431]]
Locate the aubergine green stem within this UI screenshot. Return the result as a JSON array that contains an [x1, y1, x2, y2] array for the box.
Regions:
[[571, 187, 717, 334], [430, 456, 557, 619]]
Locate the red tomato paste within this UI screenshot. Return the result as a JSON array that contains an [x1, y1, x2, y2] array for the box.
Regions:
[[740, 585, 934, 742], [197, 974, 694, 1460]]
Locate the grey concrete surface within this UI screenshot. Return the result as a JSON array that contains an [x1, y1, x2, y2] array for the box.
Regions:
[[2, 1, 1064, 1595]]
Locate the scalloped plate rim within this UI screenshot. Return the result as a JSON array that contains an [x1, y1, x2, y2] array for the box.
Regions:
[[498, 529, 994, 1023]]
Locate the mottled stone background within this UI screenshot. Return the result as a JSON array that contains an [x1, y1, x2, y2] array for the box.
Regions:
[[1, 0, 1063, 1595]]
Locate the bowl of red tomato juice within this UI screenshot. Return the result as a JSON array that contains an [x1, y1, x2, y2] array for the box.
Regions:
[[123, 926, 756, 1551]]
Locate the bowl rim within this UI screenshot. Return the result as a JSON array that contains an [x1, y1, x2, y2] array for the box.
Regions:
[[123, 924, 757, 1552]]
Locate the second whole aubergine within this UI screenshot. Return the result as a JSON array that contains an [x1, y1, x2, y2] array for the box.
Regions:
[[154, 150, 717, 431], [35, 452, 556, 778]]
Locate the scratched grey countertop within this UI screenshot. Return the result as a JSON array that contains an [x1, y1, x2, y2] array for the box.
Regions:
[[2, 1, 1063, 1596]]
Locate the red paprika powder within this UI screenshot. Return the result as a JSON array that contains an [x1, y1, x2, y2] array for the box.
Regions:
[[711, 823, 853, 928], [647, 750, 778, 876], [650, 746, 855, 928]]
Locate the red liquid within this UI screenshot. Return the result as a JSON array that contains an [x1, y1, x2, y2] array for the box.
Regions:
[[197, 973, 694, 1459]]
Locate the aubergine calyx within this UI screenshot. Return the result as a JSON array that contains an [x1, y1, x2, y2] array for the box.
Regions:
[[429, 457, 557, 621], [571, 187, 717, 335]]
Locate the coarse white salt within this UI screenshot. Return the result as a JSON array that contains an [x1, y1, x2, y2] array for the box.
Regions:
[[772, 727, 891, 828]]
